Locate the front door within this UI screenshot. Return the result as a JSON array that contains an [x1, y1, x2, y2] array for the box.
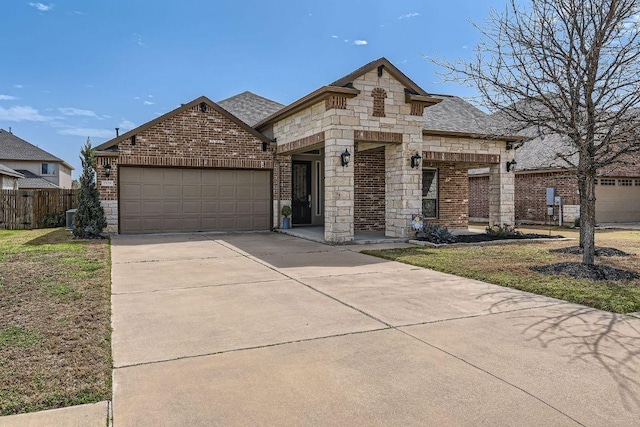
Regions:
[[292, 161, 312, 225]]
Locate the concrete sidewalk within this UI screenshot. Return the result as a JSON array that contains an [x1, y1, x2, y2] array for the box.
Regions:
[[109, 232, 640, 426], [0, 402, 109, 427]]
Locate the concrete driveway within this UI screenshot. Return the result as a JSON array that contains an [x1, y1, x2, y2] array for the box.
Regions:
[[111, 232, 640, 426]]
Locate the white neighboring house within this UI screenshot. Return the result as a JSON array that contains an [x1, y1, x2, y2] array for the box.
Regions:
[[0, 163, 24, 190], [0, 129, 73, 189]]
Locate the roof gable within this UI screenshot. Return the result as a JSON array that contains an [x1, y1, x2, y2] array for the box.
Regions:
[[95, 96, 272, 152], [0, 129, 72, 168], [330, 57, 429, 96]]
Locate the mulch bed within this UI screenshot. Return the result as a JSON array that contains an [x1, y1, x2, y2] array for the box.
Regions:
[[532, 262, 640, 282], [451, 233, 564, 243], [549, 246, 631, 257]]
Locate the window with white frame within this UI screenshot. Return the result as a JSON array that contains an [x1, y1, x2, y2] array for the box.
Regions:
[[41, 163, 55, 175], [422, 169, 438, 218]]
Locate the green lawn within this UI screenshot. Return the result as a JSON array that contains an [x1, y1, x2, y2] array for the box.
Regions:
[[363, 229, 640, 314], [0, 228, 112, 416]]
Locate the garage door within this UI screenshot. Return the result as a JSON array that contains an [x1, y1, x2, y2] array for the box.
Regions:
[[119, 167, 271, 234], [596, 178, 640, 223]]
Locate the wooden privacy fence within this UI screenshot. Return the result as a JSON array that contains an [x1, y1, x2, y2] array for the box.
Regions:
[[0, 189, 78, 230]]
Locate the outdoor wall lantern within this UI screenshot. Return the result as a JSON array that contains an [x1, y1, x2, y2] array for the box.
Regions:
[[506, 159, 517, 172], [104, 163, 112, 178], [340, 148, 351, 167], [410, 153, 422, 169]]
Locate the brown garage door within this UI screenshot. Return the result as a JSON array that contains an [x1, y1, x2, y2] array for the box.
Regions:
[[119, 167, 271, 234], [596, 179, 640, 223]]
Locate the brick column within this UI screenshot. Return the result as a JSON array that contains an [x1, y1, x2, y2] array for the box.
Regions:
[[489, 162, 515, 226], [324, 131, 354, 243]]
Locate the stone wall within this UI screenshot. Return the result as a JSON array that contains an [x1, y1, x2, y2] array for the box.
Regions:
[[354, 147, 385, 231]]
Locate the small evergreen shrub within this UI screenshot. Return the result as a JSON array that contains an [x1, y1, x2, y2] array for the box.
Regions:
[[415, 222, 456, 244], [73, 138, 106, 239]]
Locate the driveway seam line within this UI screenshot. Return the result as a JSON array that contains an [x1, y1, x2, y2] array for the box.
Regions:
[[396, 327, 586, 426], [212, 239, 393, 327], [393, 302, 568, 328], [113, 327, 391, 370], [112, 278, 287, 295], [113, 255, 244, 265]]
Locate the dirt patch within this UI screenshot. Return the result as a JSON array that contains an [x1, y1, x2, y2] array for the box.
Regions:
[[550, 246, 631, 257], [532, 262, 640, 282]]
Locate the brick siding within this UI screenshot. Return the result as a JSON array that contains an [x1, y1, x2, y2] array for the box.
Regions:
[[354, 148, 385, 231], [96, 104, 275, 203], [424, 162, 469, 229], [469, 171, 579, 222], [469, 175, 489, 219]]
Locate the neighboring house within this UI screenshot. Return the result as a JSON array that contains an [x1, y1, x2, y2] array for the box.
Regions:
[[95, 58, 520, 241], [0, 129, 74, 189], [0, 163, 24, 190], [469, 132, 640, 224]]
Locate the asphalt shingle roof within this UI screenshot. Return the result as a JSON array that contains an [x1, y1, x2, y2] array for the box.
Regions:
[[422, 96, 506, 136], [0, 129, 64, 163], [14, 169, 60, 189], [218, 91, 285, 127], [0, 163, 24, 178]]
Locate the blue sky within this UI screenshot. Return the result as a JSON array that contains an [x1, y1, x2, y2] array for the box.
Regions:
[[0, 0, 505, 176]]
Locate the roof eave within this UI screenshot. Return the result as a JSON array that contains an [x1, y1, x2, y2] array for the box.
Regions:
[[422, 129, 526, 142], [255, 86, 361, 130], [94, 96, 273, 152]]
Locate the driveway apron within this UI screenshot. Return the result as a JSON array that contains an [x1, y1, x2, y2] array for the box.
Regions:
[[110, 232, 640, 426]]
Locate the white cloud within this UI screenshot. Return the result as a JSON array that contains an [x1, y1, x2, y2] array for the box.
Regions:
[[29, 2, 53, 12], [58, 107, 98, 117], [118, 120, 136, 130], [398, 12, 420, 20], [143, 101, 154, 105], [0, 95, 18, 100], [331, 35, 339, 38], [148, 95, 153, 98], [353, 40, 368, 46], [134, 96, 140, 100], [14, 84, 24, 89], [58, 127, 116, 138], [0, 106, 51, 122], [133, 33, 147, 47]]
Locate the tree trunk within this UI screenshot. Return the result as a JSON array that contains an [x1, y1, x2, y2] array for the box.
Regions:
[[579, 173, 597, 265]]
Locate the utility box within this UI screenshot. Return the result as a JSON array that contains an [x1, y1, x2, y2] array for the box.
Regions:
[[66, 209, 77, 230], [547, 207, 555, 216], [546, 188, 556, 205], [554, 196, 562, 206]]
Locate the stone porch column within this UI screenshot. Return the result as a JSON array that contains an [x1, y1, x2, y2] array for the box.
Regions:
[[324, 130, 354, 243], [489, 163, 515, 226], [385, 136, 422, 238]]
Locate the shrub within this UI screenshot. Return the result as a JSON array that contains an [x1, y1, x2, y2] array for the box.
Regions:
[[281, 205, 292, 218], [486, 224, 522, 237], [415, 222, 456, 244], [41, 211, 65, 228]]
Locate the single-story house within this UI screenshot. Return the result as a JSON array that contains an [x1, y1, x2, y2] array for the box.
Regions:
[[0, 163, 24, 190], [95, 58, 521, 242], [469, 132, 640, 224], [0, 129, 74, 189]]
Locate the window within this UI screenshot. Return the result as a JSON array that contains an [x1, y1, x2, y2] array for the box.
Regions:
[[422, 169, 438, 218], [41, 163, 55, 175], [600, 178, 616, 186], [636, 179, 640, 186], [619, 179, 632, 187]]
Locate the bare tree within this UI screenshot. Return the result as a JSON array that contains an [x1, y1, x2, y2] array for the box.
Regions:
[[432, 0, 640, 265]]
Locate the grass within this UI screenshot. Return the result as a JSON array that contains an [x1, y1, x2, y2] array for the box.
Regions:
[[0, 228, 112, 416], [363, 227, 640, 314]]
